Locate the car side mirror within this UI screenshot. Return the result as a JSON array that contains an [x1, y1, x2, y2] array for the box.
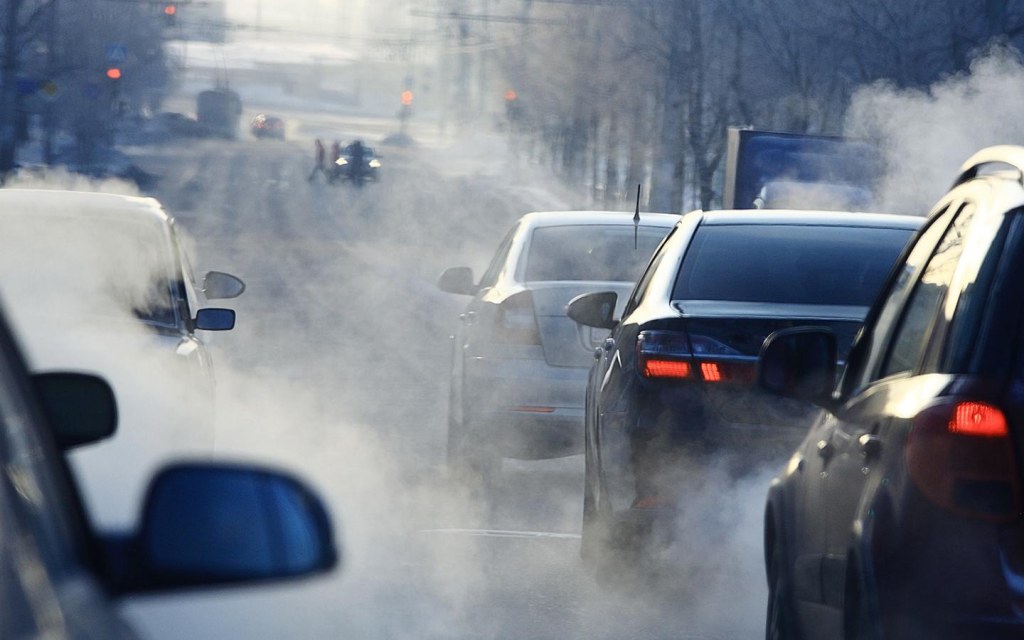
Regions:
[[437, 266, 477, 296], [195, 308, 235, 331], [113, 462, 338, 594], [758, 327, 838, 409], [203, 271, 246, 300], [32, 372, 117, 450], [566, 291, 618, 330]]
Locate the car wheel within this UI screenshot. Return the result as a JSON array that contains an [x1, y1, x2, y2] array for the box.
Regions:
[[766, 543, 800, 640], [581, 436, 644, 583], [580, 441, 604, 563], [446, 406, 499, 486], [843, 559, 874, 640]]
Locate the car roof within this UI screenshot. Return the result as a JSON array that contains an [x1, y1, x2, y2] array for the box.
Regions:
[[0, 189, 171, 225], [519, 210, 680, 228], [694, 209, 923, 229]]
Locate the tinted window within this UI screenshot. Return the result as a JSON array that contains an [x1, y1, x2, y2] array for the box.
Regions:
[[525, 225, 668, 282], [880, 206, 974, 378], [673, 224, 913, 305]]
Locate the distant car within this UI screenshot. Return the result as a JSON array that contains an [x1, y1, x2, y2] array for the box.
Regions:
[[332, 142, 380, 185], [568, 210, 922, 567], [0, 296, 336, 636], [759, 147, 1024, 639], [250, 113, 285, 140], [438, 211, 678, 478]]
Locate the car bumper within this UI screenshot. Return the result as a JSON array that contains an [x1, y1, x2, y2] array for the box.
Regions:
[[463, 355, 587, 458]]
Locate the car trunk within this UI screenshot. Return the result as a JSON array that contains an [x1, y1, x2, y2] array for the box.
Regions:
[[671, 300, 867, 425], [531, 282, 636, 368]]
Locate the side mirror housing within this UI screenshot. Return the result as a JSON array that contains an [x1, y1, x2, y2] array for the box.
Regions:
[[110, 462, 338, 594], [195, 308, 235, 331], [437, 266, 477, 296], [32, 372, 117, 450], [566, 291, 618, 330], [758, 327, 838, 409], [203, 271, 246, 300]]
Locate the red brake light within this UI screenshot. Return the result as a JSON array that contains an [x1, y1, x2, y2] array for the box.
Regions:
[[949, 401, 1008, 437], [700, 362, 722, 382], [644, 359, 692, 379], [637, 331, 755, 383], [906, 400, 1020, 521], [637, 331, 693, 379]]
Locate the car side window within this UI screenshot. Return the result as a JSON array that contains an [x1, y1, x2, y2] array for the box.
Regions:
[[879, 204, 975, 379], [939, 208, 1015, 374], [842, 207, 954, 394], [478, 225, 518, 289]]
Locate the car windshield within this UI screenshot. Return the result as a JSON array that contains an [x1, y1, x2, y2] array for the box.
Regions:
[[524, 224, 669, 283], [0, 213, 178, 327], [673, 223, 913, 306]]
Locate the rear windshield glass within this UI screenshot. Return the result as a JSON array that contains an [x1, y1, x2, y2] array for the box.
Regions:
[[673, 224, 913, 306], [525, 224, 669, 282]]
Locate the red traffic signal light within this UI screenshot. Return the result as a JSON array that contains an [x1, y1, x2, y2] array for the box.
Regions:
[[164, 4, 177, 15], [105, 67, 122, 80], [504, 89, 518, 101], [400, 90, 413, 106]]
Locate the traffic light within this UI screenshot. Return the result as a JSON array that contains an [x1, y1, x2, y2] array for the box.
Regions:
[[401, 90, 413, 107], [163, 3, 177, 26], [105, 67, 122, 80], [505, 88, 522, 121]]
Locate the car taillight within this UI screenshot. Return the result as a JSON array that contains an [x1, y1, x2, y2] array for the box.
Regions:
[[906, 399, 1021, 521], [637, 331, 755, 383], [637, 331, 694, 379], [494, 291, 540, 345]]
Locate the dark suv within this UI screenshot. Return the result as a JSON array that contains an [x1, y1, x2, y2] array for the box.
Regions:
[[759, 146, 1024, 639]]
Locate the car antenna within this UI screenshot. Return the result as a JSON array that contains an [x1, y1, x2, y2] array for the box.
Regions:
[[633, 183, 641, 250]]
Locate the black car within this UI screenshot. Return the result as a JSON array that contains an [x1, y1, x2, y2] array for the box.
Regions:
[[332, 142, 380, 185], [568, 209, 921, 566], [0, 300, 337, 637], [759, 146, 1024, 639]]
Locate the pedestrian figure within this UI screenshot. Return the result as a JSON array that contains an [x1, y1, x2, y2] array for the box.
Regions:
[[308, 138, 327, 182]]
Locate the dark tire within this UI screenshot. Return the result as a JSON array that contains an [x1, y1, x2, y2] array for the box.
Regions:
[[843, 560, 874, 640], [446, 409, 499, 486], [766, 544, 799, 640], [581, 438, 642, 583]]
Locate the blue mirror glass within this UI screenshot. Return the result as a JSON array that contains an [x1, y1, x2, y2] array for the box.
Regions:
[[139, 463, 337, 590]]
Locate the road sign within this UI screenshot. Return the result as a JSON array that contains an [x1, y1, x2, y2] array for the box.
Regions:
[[106, 43, 128, 64]]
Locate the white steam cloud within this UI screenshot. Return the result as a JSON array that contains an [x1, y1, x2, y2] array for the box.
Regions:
[[846, 47, 1024, 215]]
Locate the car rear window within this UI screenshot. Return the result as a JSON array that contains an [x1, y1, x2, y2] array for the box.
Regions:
[[525, 224, 669, 282], [673, 224, 914, 306]]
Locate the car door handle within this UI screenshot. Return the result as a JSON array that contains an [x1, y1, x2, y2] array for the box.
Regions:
[[816, 439, 835, 460], [858, 434, 882, 459]]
